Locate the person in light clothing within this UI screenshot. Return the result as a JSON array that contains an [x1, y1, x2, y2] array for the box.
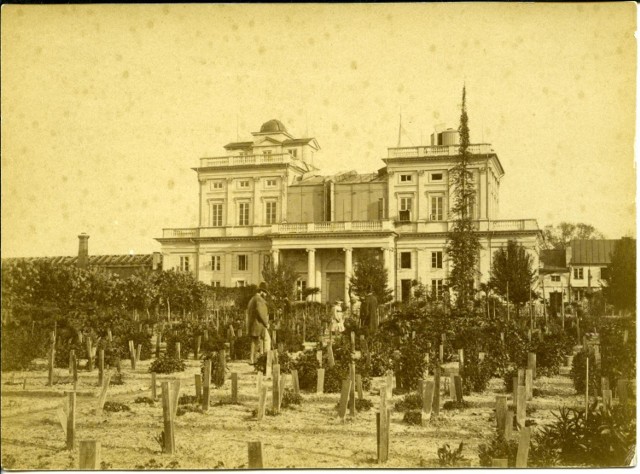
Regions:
[[331, 299, 345, 333]]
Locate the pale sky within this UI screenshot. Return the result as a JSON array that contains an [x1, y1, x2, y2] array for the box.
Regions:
[[1, 3, 637, 258]]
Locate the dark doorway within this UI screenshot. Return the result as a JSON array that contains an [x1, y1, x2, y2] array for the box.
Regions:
[[401, 279, 412, 302]]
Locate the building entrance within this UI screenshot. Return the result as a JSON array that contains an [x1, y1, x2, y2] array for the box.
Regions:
[[326, 273, 345, 303]]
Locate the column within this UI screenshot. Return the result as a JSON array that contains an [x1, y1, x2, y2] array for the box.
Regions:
[[225, 178, 234, 226], [306, 249, 316, 302], [253, 177, 261, 225], [279, 174, 287, 222], [383, 247, 396, 300], [344, 248, 353, 305], [270, 249, 280, 268]]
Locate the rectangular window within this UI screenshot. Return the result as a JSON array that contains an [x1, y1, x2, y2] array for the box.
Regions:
[[212, 280, 221, 288], [210, 180, 223, 190], [431, 251, 443, 269], [265, 201, 277, 224], [289, 149, 298, 158], [238, 255, 248, 271], [239, 151, 247, 157], [400, 252, 412, 269], [238, 202, 250, 226], [296, 279, 307, 301], [265, 178, 277, 188], [600, 267, 609, 280], [551, 275, 561, 282], [211, 203, 223, 227], [430, 172, 444, 182], [263, 150, 272, 156], [236, 280, 246, 287], [399, 174, 413, 183], [378, 198, 386, 219], [431, 279, 444, 299], [238, 180, 250, 189], [430, 196, 444, 221], [573, 267, 584, 280], [211, 255, 221, 271], [399, 197, 413, 221], [263, 254, 271, 269], [179, 256, 190, 272]]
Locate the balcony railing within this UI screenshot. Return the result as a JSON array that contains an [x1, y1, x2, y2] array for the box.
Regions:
[[199, 153, 293, 168], [161, 219, 538, 239], [387, 143, 494, 159]]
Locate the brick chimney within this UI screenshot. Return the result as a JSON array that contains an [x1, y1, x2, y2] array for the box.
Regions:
[[77, 233, 89, 269]]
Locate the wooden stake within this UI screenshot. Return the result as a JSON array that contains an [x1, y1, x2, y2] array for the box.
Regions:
[[291, 369, 299, 396], [350, 331, 356, 352], [79, 440, 101, 469], [525, 369, 533, 401], [512, 376, 519, 406], [421, 381, 434, 426], [338, 379, 352, 421], [376, 395, 390, 464], [48, 343, 56, 387], [386, 371, 393, 399], [228, 372, 237, 404], [327, 344, 335, 368], [458, 348, 464, 372], [515, 427, 531, 467], [617, 379, 628, 405], [601, 376, 610, 395], [316, 368, 325, 394], [585, 356, 589, 419], [148, 373, 156, 401], [449, 375, 457, 400], [517, 368, 525, 387], [155, 330, 161, 358], [316, 350, 323, 368], [356, 374, 363, 400], [349, 363, 356, 417], [97, 372, 112, 412], [248, 441, 263, 468], [505, 410, 514, 439], [272, 364, 281, 413], [66, 391, 76, 450], [98, 350, 104, 387], [478, 352, 486, 362], [527, 353, 536, 379], [171, 379, 181, 419], [266, 350, 273, 379], [202, 360, 211, 411], [161, 382, 176, 454], [136, 344, 142, 363], [175, 342, 181, 361], [57, 407, 67, 437], [433, 366, 440, 418], [453, 375, 463, 403], [194, 373, 202, 401], [107, 329, 112, 343], [256, 386, 267, 421], [195, 336, 201, 360], [439, 344, 444, 362], [516, 386, 526, 428], [86, 339, 93, 372], [496, 395, 507, 432], [603, 389, 613, 411]]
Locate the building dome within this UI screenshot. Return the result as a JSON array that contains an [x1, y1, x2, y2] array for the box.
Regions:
[[260, 119, 287, 133]]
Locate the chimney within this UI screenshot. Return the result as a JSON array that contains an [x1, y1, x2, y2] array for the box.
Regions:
[[77, 233, 89, 269]]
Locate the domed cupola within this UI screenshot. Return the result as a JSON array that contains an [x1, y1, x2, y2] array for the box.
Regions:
[[260, 119, 287, 133]]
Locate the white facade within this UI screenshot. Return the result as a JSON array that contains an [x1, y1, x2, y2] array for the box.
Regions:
[[157, 119, 541, 303]]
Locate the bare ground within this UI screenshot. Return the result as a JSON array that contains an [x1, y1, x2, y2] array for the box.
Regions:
[[1, 358, 584, 469]]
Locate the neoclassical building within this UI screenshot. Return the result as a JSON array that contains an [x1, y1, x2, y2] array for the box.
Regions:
[[156, 119, 541, 303]]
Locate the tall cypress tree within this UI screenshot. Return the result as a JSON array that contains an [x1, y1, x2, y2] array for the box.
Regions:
[[446, 86, 481, 312]]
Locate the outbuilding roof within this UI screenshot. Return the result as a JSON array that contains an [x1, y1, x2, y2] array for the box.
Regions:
[[570, 239, 618, 265]]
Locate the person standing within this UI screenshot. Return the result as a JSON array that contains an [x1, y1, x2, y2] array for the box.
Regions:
[[248, 282, 271, 363]]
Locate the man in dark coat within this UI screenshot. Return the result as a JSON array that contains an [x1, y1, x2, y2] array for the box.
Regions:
[[247, 282, 270, 363], [362, 287, 379, 334]]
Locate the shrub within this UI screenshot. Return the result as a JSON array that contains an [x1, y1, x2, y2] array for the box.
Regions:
[[355, 398, 372, 411], [149, 356, 186, 374], [134, 396, 155, 405], [598, 319, 636, 388], [460, 359, 494, 394], [403, 410, 422, 425], [438, 442, 466, 466], [178, 395, 198, 405], [529, 331, 574, 377], [253, 350, 293, 375], [394, 343, 429, 392], [281, 389, 302, 408], [394, 393, 422, 412], [570, 349, 600, 394], [442, 400, 470, 410], [200, 350, 226, 388], [1, 324, 48, 371], [103, 401, 131, 412], [478, 433, 518, 467], [176, 405, 202, 416], [231, 335, 252, 361]]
